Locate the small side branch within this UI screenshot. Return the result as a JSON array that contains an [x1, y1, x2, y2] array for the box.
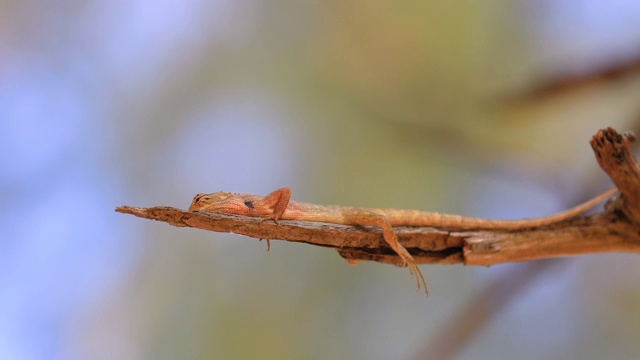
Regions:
[[590, 128, 640, 225], [116, 127, 640, 267]]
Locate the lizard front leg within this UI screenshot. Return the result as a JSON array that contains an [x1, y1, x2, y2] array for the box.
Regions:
[[253, 188, 291, 252], [256, 187, 291, 225], [341, 208, 428, 296]]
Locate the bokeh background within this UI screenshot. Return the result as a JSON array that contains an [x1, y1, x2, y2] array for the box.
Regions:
[[2, 1, 640, 359]]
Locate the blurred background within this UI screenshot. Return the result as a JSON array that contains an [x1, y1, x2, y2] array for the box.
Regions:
[[2, 1, 640, 359]]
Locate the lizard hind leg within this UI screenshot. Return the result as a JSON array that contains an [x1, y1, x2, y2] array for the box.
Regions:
[[344, 209, 428, 296], [390, 232, 428, 297]]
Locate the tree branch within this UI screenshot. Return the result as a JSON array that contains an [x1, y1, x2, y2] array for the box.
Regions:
[[116, 127, 640, 267]]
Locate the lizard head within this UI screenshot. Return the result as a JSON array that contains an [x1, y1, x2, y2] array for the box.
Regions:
[[188, 191, 255, 215]]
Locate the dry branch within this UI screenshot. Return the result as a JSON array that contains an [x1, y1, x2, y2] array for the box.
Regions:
[[116, 127, 640, 267]]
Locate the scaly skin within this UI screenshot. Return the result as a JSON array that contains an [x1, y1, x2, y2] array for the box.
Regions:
[[189, 187, 617, 296]]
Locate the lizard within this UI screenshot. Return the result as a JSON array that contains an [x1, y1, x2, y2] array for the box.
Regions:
[[188, 187, 617, 296]]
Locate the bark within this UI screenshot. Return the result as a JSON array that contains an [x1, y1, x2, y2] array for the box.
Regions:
[[116, 127, 640, 267]]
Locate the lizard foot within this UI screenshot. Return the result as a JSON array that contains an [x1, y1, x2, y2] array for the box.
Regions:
[[401, 256, 427, 297], [409, 263, 428, 297], [258, 238, 271, 253], [396, 248, 428, 296], [259, 216, 280, 226]]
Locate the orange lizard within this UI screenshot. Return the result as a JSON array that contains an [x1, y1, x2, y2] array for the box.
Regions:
[[188, 187, 617, 296]]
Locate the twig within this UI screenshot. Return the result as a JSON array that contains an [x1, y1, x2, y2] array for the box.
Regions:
[[116, 128, 640, 268]]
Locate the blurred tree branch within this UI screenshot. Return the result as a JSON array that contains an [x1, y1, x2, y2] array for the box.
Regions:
[[506, 53, 640, 103]]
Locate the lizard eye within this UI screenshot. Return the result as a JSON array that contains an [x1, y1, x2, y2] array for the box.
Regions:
[[193, 194, 204, 203]]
